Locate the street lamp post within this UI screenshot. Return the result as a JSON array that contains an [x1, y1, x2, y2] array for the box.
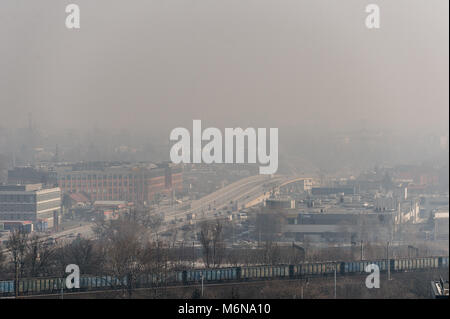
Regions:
[[201, 273, 204, 297], [360, 240, 364, 261], [334, 262, 337, 299], [326, 263, 337, 299], [387, 241, 391, 281], [60, 277, 64, 299]]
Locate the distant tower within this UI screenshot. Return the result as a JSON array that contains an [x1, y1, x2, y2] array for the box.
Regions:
[[54, 144, 59, 163], [27, 112, 35, 164], [28, 112, 32, 132]]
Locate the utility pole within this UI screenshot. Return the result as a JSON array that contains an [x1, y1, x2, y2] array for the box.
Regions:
[[301, 278, 309, 299], [201, 273, 204, 297], [326, 263, 337, 299], [232, 223, 235, 244], [387, 241, 391, 281], [334, 262, 337, 299], [15, 262, 18, 298], [61, 278, 64, 300], [258, 229, 261, 247], [360, 240, 364, 261], [192, 241, 195, 268]]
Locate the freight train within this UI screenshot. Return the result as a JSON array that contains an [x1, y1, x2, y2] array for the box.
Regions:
[[1, 256, 448, 297]]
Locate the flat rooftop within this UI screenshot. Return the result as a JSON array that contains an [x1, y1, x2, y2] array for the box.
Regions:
[[94, 201, 127, 206], [0, 184, 43, 192], [435, 212, 449, 219]]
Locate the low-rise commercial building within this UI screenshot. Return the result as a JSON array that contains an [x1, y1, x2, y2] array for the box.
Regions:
[[281, 210, 394, 243], [0, 184, 61, 230]]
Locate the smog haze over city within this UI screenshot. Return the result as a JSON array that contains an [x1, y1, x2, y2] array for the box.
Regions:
[[0, 0, 448, 305]]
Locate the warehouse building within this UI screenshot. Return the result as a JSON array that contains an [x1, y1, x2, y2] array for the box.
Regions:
[[281, 210, 394, 243]]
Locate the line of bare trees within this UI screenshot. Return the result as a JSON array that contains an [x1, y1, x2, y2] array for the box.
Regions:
[[1, 205, 447, 298]]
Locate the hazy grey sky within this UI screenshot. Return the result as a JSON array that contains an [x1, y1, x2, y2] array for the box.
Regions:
[[0, 0, 448, 138]]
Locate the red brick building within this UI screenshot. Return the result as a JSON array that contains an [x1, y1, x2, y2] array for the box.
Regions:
[[56, 162, 182, 204]]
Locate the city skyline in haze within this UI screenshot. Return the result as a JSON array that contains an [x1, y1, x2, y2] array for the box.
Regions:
[[0, 0, 448, 172]]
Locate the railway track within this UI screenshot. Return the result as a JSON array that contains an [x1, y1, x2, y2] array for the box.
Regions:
[[1, 255, 448, 298]]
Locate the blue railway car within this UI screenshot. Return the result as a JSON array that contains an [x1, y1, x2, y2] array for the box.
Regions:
[[0, 280, 14, 294], [1, 255, 448, 297], [440, 256, 449, 267]]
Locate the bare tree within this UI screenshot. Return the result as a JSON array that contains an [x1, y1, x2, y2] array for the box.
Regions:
[[211, 221, 225, 267], [198, 221, 225, 268], [225, 249, 241, 267], [129, 206, 163, 233], [254, 211, 284, 244], [99, 218, 149, 298], [199, 222, 212, 268], [6, 228, 29, 297], [171, 228, 178, 247], [267, 242, 281, 264], [25, 234, 56, 277], [55, 238, 104, 276], [0, 248, 6, 280]]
